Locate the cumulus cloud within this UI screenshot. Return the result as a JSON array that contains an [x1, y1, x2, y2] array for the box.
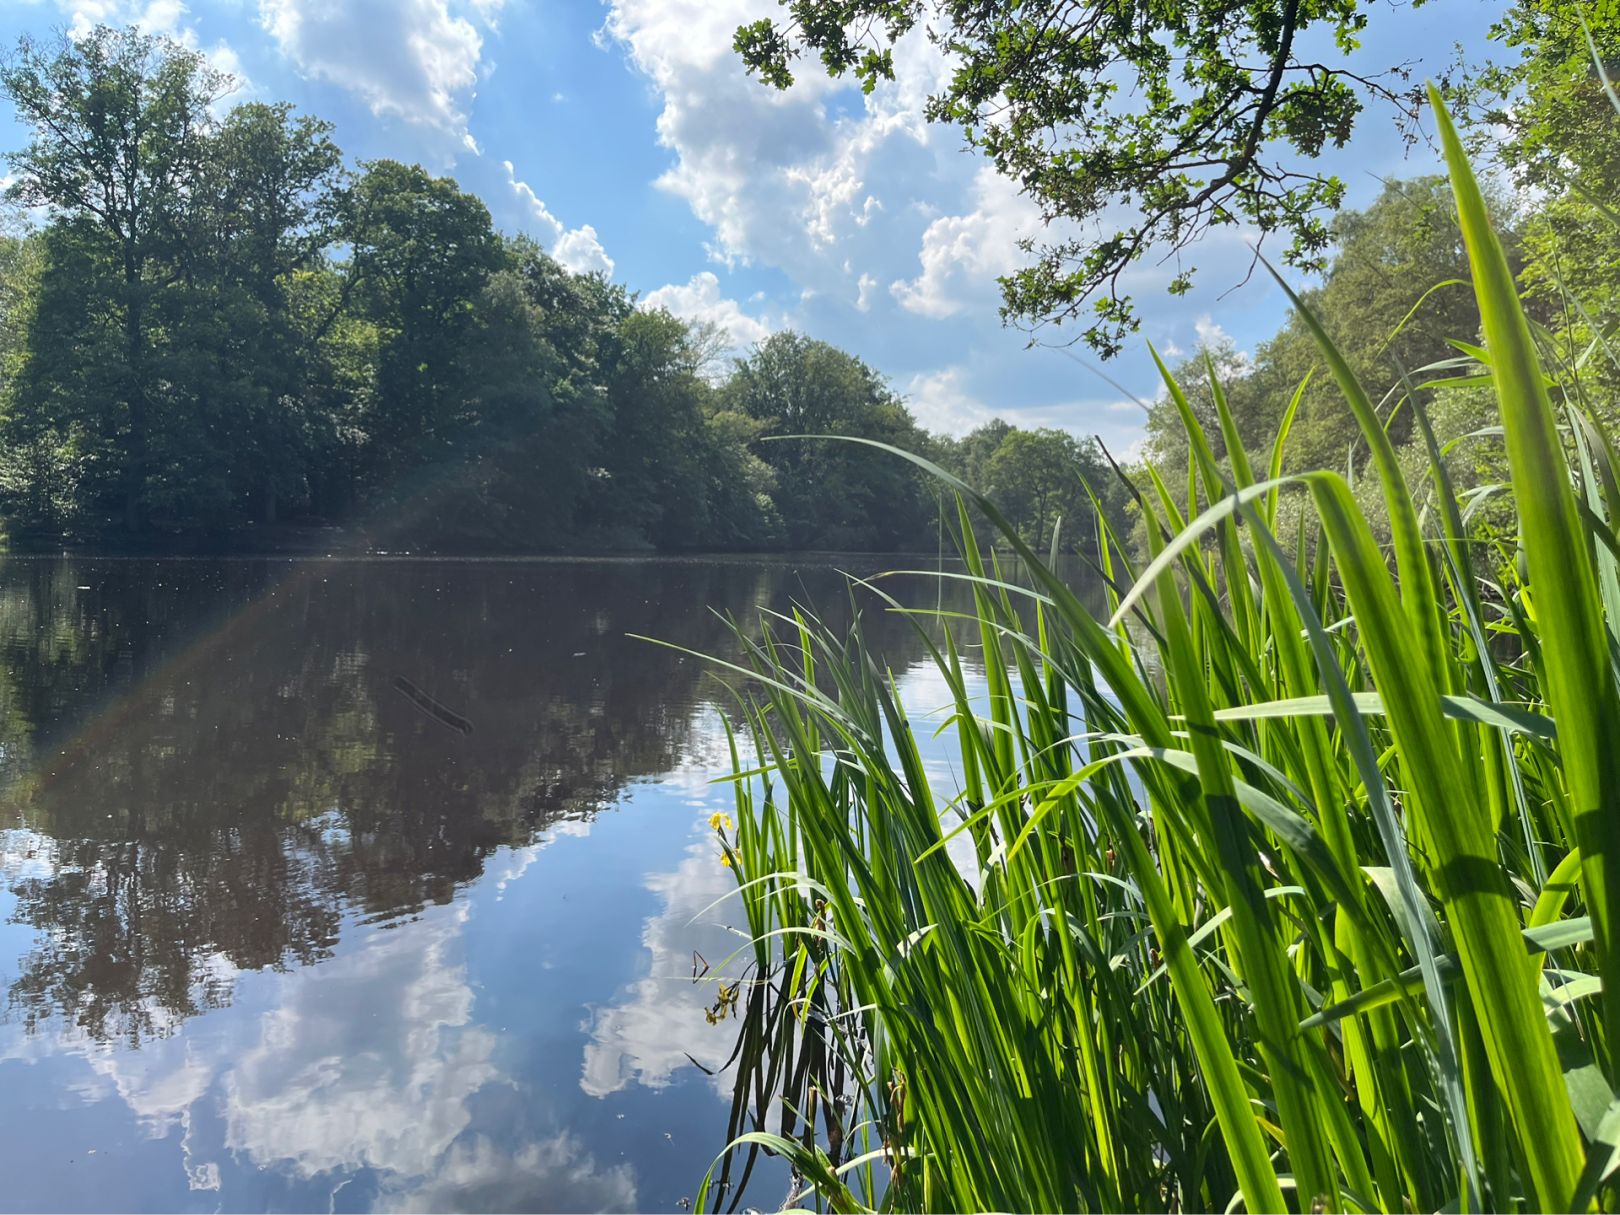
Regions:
[[602, 0, 949, 284], [1194, 315, 1238, 351], [578, 726, 754, 1101], [501, 160, 616, 276], [642, 272, 771, 352], [59, 0, 176, 38], [903, 366, 994, 435], [51, 890, 643, 1209], [54, 0, 250, 94], [261, 3, 619, 277], [855, 272, 879, 313], [1184, 315, 1254, 375], [221, 906, 499, 1179], [579, 690, 983, 1104], [258, 0, 486, 144], [378, 1132, 637, 1213], [596, 0, 1381, 456], [891, 167, 1043, 318], [902, 365, 1148, 452], [466, 0, 506, 28], [551, 225, 614, 277]]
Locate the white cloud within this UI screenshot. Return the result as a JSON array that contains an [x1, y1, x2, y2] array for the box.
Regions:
[[43, 885, 642, 1208], [259, 0, 486, 145], [502, 164, 562, 230], [602, 0, 950, 287], [1187, 315, 1254, 374], [580, 674, 989, 1103], [579, 837, 743, 1099], [594, 0, 1463, 462], [378, 1132, 637, 1213], [551, 224, 614, 277], [1194, 315, 1236, 350], [904, 366, 993, 435], [58, 0, 164, 38], [642, 272, 771, 352], [466, 0, 506, 29], [13, 901, 500, 1193], [902, 364, 1147, 449], [85, 1021, 221, 1133], [891, 166, 1042, 319], [855, 272, 878, 313], [501, 160, 616, 276], [56, 0, 250, 96]]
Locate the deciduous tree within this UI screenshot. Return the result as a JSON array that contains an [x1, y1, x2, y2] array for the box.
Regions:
[[2, 26, 231, 527], [736, 0, 1436, 354]]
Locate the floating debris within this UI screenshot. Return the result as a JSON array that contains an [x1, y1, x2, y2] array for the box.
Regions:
[[391, 675, 474, 735]]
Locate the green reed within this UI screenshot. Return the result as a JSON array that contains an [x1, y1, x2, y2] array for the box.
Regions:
[[680, 93, 1620, 1212]]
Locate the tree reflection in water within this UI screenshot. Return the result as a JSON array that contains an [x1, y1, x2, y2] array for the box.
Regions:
[[0, 557, 939, 1048]]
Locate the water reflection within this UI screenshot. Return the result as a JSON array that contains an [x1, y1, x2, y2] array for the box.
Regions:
[[0, 555, 969, 1211], [0, 559, 791, 1042], [581, 834, 745, 1100]]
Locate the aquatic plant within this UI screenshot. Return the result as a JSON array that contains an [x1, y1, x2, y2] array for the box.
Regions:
[[676, 92, 1620, 1213]]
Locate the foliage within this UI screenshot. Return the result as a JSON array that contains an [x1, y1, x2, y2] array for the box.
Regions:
[[736, 0, 1442, 353], [1133, 172, 1538, 552], [1, 25, 232, 530], [1468, 2, 1620, 410], [0, 558, 940, 1045], [0, 23, 1123, 555], [979, 427, 1110, 552], [692, 101, 1620, 1213], [723, 332, 943, 551]]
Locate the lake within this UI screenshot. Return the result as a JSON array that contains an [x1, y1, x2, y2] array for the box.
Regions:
[[0, 555, 990, 1213]]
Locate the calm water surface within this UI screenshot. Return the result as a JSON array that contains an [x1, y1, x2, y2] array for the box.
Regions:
[[0, 555, 983, 1213]]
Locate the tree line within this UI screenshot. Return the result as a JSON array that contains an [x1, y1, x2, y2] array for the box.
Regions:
[[1, 5, 1609, 558], [0, 25, 1129, 555], [1139, 11, 1615, 543], [736, 0, 1620, 558]]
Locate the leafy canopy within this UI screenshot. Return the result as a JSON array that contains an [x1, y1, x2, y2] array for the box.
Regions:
[[736, 0, 1435, 355]]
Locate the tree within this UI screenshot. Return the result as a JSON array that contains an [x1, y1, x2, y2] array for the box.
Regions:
[[190, 102, 346, 522], [401, 262, 578, 547], [0, 224, 94, 536], [699, 406, 783, 549], [1140, 175, 1495, 481], [1142, 336, 1253, 475], [725, 331, 937, 550], [982, 427, 1112, 552], [1, 26, 231, 528], [590, 307, 722, 548], [343, 160, 501, 487], [1466, 3, 1620, 402], [736, 0, 1437, 354], [1468, 2, 1620, 199], [941, 418, 1013, 489]]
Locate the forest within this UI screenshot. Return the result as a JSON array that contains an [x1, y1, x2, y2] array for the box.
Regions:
[[0, 7, 1607, 558], [0, 24, 1125, 554]]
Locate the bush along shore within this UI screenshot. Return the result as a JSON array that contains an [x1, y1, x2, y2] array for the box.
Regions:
[[681, 94, 1620, 1214]]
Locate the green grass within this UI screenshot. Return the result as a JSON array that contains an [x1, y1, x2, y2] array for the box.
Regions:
[[680, 93, 1620, 1213]]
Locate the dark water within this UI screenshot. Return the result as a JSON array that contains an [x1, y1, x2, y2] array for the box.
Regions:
[[0, 555, 984, 1213]]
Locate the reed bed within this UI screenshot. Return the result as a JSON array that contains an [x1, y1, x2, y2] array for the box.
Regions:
[[682, 94, 1620, 1213]]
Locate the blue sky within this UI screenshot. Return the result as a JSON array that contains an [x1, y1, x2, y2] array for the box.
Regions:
[[0, 0, 1510, 455]]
